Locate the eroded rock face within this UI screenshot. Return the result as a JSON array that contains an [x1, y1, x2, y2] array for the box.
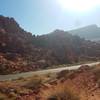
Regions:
[[0, 16, 60, 74], [0, 15, 100, 74], [0, 15, 23, 34]]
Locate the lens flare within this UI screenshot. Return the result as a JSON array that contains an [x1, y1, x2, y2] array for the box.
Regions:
[[58, 0, 100, 12]]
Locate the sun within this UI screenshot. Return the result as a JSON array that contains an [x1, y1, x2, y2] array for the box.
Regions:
[[58, 0, 100, 12]]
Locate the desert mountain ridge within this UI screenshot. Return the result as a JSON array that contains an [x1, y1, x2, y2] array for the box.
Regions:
[[0, 15, 100, 74], [69, 24, 100, 41]]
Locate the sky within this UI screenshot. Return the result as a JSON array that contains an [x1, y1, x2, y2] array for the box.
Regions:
[[0, 0, 100, 35]]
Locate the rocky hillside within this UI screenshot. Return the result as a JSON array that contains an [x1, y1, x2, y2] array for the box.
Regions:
[[0, 15, 59, 74], [33, 29, 100, 63], [0, 15, 100, 74]]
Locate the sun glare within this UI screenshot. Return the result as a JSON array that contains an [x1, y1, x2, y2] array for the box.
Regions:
[[58, 0, 100, 12]]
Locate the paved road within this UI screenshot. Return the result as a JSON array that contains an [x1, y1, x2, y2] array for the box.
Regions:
[[0, 62, 99, 81]]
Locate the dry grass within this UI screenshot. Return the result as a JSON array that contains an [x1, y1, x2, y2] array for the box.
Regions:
[[24, 77, 42, 89], [40, 83, 79, 100], [92, 63, 100, 87]]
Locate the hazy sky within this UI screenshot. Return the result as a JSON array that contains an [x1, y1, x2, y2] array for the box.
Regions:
[[0, 0, 100, 35]]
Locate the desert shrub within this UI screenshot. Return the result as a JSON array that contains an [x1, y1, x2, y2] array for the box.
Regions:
[[0, 93, 7, 100], [57, 70, 69, 79], [45, 73, 52, 78], [8, 92, 17, 98], [24, 77, 42, 89], [41, 84, 79, 100], [94, 70, 100, 79], [18, 77, 25, 80], [57, 70, 75, 80], [0, 97, 5, 100], [93, 69, 100, 87]]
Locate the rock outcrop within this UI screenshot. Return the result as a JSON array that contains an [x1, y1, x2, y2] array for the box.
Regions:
[[0, 15, 100, 74]]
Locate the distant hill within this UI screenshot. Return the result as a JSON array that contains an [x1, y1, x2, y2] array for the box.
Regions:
[[33, 29, 100, 62], [0, 15, 100, 74], [69, 25, 100, 41]]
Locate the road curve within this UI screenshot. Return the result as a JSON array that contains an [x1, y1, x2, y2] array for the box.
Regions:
[[0, 62, 99, 81]]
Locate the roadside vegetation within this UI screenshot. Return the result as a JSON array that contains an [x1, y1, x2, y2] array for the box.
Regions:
[[0, 63, 100, 100], [40, 83, 79, 100]]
